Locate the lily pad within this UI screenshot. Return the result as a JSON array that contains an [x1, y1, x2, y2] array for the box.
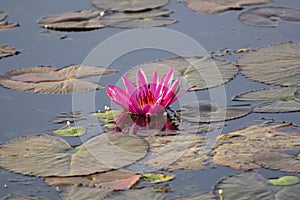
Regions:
[[212, 124, 300, 171], [91, 0, 169, 12], [275, 184, 300, 200], [142, 173, 175, 183], [0, 132, 148, 177], [0, 65, 117, 94], [51, 116, 87, 124], [142, 134, 208, 170], [0, 45, 19, 58], [92, 110, 123, 123], [186, 0, 272, 15], [101, 9, 177, 28], [214, 172, 285, 200], [45, 170, 140, 190], [178, 122, 224, 134], [38, 10, 105, 31], [104, 187, 165, 200], [238, 42, 300, 87], [59, 185, 113, 200], [3, 194, 48, 200], [171, 193, 216, 200], [239, 7, 300, 27], [253, 151, 300, 172], [294, 89, 300, 102], [0, 11, 19, 31], [179, 101, 252, 122], [127, 56, 238, 90], [269, 176, 299, 186], [53, 127, 86, 136], [233, 87, 300, 113]]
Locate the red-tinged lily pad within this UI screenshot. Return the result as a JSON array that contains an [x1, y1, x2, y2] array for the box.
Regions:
[[179, 101, 252, 123], [58, 185, 113, 200], [0, 45, 19, 59], [186, 0, 272, 15], [127, 56, 238, 90], [0, 65, 117, 94], [142, 135, 208, 171], [101, 9, 177, 28], [0, 11, 19, 31], [239, 7, 300, 27], [0, 132, 148, 177], [212, 124, 300, 171], [238, 42, 300, 87], [233, 87, 300, 113], [104, 187, 165, 200], [38, 10, 105, 31], [3, 194, 48, 200], [92, 0, 169, 12], [45, 170, 140, 190]]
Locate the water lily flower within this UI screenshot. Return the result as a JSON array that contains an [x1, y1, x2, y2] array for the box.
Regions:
[[106, 68, 193, 116]]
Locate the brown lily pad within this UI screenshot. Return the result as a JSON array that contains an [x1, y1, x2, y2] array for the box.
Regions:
[[294, 88, 300, 102], [239, 7, 300, 27], [45, 170, 140, 190], [0, 132, 148, 177], [101, 9, 177, 28], [127, 56, 238, 91], [0, 45, 19, 58], [0, 11, 19, 31], [238, 42, 300, 87], [104, 187, 165, 200], [0, 65, 117, 94], [92, 0, 169, 12], [186, 0, 272, 15], [212, 123, 300, 171], [179, 101, 252, 123], [142, 134, 208, 170], [38, 10, 105, 31], [171, 192, 216, 200], [3, 194, 48, 200], [58, 185, 113, 200]]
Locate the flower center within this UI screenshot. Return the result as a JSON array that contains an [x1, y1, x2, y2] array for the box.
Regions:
[[136, 91, 155, 109]]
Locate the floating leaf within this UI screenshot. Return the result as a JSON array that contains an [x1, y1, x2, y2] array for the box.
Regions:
[[0, 45, 19, 58], [233, 87, 300, 113], [0, 132, 148, 177], [92, 110, 123, 122], [179, 101, 252, 122], [238, 42, 300, 87], [253, 151, 300, 172], [127, 56, 237, 90], [45, 170, 140, 190], [269, 176, 299, 186], [239, 7, 300, 27], [275, 184, 300, 200], [294, 89, 300, 102], [178, 122, 224, 134], [0, 11, 6, 21], [92, 0, 169, 12], [0, 11, 19, 31], [38, 10, 105, 31], [171, 192, 216, 200], [53, 127, 86, 136], [212, 124, 300, 171], [101, 9, 177, 28], [59, 185, 113, 200], [142, 135, 208, 170], [214, 172, 281, 200], [51, 116, 86, 124], [186, 0, 272, 15], [0, 65, 117, 94], [104, 187, 165, 200], [3, 194, 48, 200], [142, 173, 175, 183]]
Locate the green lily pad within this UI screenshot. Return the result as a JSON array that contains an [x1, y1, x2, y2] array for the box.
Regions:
[[179, 101, 252, 122], [127, 56, 238, 91], [0, 45, 19, 59], [238, 42, 300, 87], [3, 194, 48, 200], [142, 135, 208, 171], [92, 110, 123, 121], [92, 0, 169, 12], [269, 176, 299, 186], [142, 173, 175, 183], [239, 7, 300, 27], [186, 0, 272, 15], [53, 127, 86, 136], [214, 172, 281, 200], [0, 132, 148, 177], [0, 65, 117, 94], [38, 10, 106, 31], [233, 87, 300, 113], [45, 170, 141, 190], [101, 9, 177, 28], [104, 187, 165, 200], [212, 124, 300, 171], [59, 185, 113, 200]]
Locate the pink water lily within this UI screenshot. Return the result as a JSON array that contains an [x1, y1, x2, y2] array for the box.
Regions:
[[106, 68, 193, 116]]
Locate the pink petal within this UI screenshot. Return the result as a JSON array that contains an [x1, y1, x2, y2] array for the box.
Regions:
[[121, 76, 136, 97], [162, 77, 180, 107], [149, 70, 158, 93], [136, 69, 148, 94], [106, 85, 130, 111]]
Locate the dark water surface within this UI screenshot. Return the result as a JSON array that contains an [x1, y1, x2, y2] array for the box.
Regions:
[[1, 0, 300, 199]]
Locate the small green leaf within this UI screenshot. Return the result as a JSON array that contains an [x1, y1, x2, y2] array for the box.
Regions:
[[142, 173, 175, 184], [269, 176, 299, 186], [53, 127, 86, 136], [104, 123, 118, 129], [92, 110, 122, 120]]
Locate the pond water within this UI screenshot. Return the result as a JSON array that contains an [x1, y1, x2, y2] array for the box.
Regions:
[[0, 0, 300, 199]]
